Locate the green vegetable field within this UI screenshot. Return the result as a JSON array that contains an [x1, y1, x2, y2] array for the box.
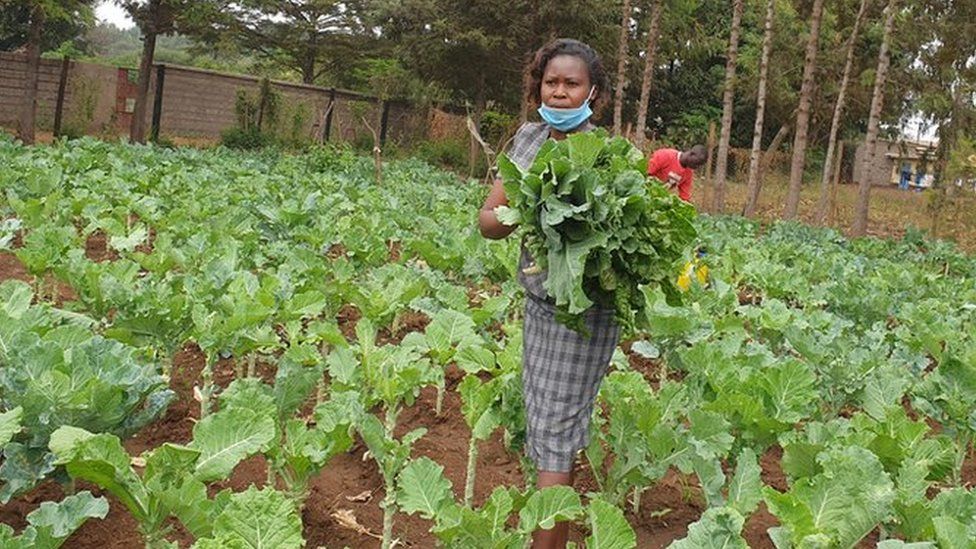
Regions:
[[2, 135, 976, 548]]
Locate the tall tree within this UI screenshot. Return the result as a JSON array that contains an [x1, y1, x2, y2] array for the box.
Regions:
[[215, 1, 370, 85], [904, 0, 976, 190], [378, 0, 530, 175], [612, 0, 633, 136], [633, 0, 664, 149], [711, 0, 744, 213], [17, 2, 44, 145], [815, 0, 871, 223], [782, 0, 826, 219], [742, 0, 775, 218], [9, 0, 95, 145], [121, 0, 164, 144], [0, 1, 92, 52], [121, 0, 223, 143], [852, 0, 898, 236]]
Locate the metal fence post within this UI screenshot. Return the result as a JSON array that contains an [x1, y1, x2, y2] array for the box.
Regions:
[[149, 64, 166, 142], [52, 56, 70, 137], [323, 88, 336, 142]]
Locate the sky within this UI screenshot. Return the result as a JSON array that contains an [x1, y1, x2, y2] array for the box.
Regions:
[[95, 1, 135, 29]]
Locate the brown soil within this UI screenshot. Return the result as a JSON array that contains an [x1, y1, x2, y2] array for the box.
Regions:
[[0, 252, 29, 284], [619, 339, 685, 389], [0, 252, 76, 305], [760, 446, 788, 492], [85, 231, 119, 263], [327, 243, 348, 260], [337, 303, 362, 341], [387, 240, 402, 263]]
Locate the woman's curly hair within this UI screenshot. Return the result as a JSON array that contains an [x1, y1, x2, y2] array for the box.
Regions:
[[524, 38, 610, 116]]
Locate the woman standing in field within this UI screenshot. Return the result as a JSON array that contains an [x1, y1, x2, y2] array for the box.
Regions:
[[479, 38, 615, 549]]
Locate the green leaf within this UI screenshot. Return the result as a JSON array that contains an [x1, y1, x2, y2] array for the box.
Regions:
[[273, 358, 322, 420], [0, 443, 56, 502], [760, 360, 818, 423], [668, 507, 748, 549], [454, 344, 496, 374], [109, 225, 148, 253], [397, 457, 455, 519], [518, 486, 583, 531], [143, 443, 202, 488], [494, 205, 522, 226], [0, 280, 33, 319], [566, 131, 606, 169], [585, 497, 636, 549], [0, 407, 23, 447], [933, 517, 972, 549], [781, 442, 822, 480], [219, 378, 276, 418], [763, 446, 895, 547], [208, 486, 304, 548], [728, 448, 762, 516], [692, 456, 727, 509], [875, 542, 937, 549], [425, 309, 478, 358], [27, 491, 109, 549], [48, 427, 149, 522], [190, 407, 276, 482], [159, 478, 215, 539], [544, 232, 608, 314], [459, 375, 502, 440]]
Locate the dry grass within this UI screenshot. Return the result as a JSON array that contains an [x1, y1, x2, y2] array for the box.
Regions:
[[695, 172, 976, 253]]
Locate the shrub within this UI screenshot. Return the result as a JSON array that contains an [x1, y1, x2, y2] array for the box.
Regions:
[[221, 126, 278, 150]]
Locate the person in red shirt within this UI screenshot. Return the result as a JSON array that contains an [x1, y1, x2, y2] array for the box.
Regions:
[[647, 145, 707, 202]]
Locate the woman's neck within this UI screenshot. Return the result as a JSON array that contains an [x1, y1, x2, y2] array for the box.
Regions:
[[549, 128, 568, 141]]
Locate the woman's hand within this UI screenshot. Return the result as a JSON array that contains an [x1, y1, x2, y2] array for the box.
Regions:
[[479, 178, 517, 239]]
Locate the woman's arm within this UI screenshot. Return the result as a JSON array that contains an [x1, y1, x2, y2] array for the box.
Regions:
[[479, 177, 517, 239]]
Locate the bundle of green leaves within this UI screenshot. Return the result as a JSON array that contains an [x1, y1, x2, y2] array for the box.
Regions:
[[494, 129, 697, 333]]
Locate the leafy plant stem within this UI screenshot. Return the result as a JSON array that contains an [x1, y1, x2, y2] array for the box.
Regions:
[[435, 379, 444, 416], [380, 406, 400, 549], [200, 356, 214, 418], [464, 437, 478, 507], [267, 458, 276, 488]]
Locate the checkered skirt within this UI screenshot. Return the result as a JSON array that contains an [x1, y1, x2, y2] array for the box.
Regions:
[[522, 295, 619, 472], [505, 122, 621, 473]]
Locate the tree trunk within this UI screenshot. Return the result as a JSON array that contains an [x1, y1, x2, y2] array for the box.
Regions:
[[301, 57, 315, 85], [744, 122, 790, 216], [612, 0, 632, 137], [783, 0, 826, 219], [827, 141, 844, 223], [763, 122, 791, 171], [815, 0, 871, 223], [742, 0, 775, 218], [633, 0, 663, 150], [131, 0, 160, 144], [18, 5, 44, 145], [853, 0, 899, 236], [711, 0, 745, 213]]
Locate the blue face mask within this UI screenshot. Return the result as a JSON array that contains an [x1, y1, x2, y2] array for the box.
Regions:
[[538, 87, 596, 132]]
